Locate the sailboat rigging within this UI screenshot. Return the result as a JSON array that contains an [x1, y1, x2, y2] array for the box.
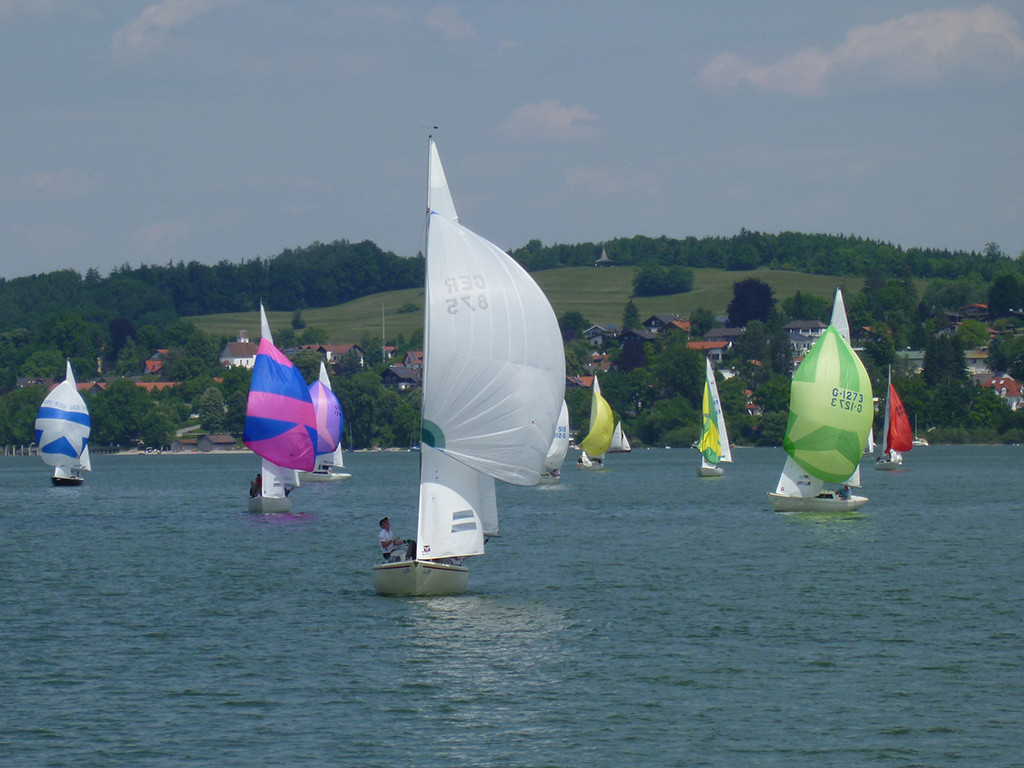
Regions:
[[35, 360, 91, 486], [698, 357, 732, 477], [300, 362, 351, 481], [577, 374, 614, 470], [875, 366, 913, 470], [768, 288, 873, 512], [371, 137, 564, 596], [242, 304, 318, 513]]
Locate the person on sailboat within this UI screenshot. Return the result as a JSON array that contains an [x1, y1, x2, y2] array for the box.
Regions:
[[249, 473, 261, 498], [378, 517, 406, 562]]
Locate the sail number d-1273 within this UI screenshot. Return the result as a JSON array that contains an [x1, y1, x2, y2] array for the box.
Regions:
[[830, 388, 864, 412]]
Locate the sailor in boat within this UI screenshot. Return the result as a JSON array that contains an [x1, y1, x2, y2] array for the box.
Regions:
[[249, 473, 261, 498], [378, 517, 409, 563], [839, 485, 851, 500]]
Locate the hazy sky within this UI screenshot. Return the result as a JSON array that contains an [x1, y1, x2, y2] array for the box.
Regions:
[[2, 1, 1022, 280]]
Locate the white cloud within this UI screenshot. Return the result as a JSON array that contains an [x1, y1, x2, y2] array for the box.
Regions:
[[112, 0, 223, 53], [701, 4, 1024, 96], [499, 100, 597, 141], [424, 4, 474, 39]]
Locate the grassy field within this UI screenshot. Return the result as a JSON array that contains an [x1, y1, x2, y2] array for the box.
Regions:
[[186, 267, 922, 344]]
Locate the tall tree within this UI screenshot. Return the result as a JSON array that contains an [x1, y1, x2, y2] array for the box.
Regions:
[[727, 279, 774, 326]]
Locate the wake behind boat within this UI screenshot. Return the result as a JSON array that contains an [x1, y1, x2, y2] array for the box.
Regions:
[[371, 137, 564, 596], [768, 288, 872, 512]]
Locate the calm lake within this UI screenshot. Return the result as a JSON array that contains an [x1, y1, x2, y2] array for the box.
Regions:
[[2, 446, 1021, 767]]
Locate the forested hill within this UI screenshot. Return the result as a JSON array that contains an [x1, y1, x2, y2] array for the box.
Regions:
[[0, 231, 1014, 332]]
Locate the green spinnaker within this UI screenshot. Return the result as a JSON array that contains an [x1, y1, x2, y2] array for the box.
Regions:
[[782, 326, 872, 483]]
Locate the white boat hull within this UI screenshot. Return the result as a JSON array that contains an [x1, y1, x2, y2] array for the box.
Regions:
[[697, 464, 724, 477], [298, 469, 351, 482], [874, 459, 902, 471], [248, 495, 292, 514], [537, 472, 560, 484], [768, 492, 868, 513], [372, 559, 469, 596]]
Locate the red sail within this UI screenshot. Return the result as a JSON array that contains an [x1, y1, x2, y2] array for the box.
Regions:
[[886, 382, 914, 452]]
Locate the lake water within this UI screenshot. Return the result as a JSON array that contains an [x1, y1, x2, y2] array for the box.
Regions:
[[2, 447, 1021, 767]]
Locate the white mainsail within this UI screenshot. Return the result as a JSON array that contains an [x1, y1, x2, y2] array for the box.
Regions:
[[608, 422, 632, 452], [700, 356, 732, 473], [543, 401, 570, 472], [415, 138, 565, 562]]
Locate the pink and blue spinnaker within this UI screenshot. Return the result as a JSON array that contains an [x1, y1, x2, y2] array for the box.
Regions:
[[243, 339, 317, 471], [308, 378, 343, 455]]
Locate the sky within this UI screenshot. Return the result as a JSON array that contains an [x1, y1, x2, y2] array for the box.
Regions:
[[2, 1, 1023, 281]]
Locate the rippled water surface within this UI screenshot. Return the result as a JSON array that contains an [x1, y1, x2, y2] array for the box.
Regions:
[[2, 447, 1022, 767]]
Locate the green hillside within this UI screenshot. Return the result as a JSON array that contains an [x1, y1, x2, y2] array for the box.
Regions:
[[185, 267, 924, 343]]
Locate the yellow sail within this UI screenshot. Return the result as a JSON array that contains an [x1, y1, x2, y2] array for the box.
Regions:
[[578, 375, 614, 456]]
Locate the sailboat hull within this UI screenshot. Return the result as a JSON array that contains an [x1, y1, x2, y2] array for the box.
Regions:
[[874, 458, 903, 471], [697, 464, 724, 477], [248, 495, 292, 514], [372, 559, 469, 596], [537, 472, 560, 485], [298, 468, 351, 482], [51, 474, 84, 486], [768, 492, 868, 513]]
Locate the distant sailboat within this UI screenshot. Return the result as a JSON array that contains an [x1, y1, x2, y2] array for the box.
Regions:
[[875, 367, 913, 470], [371, 137, 564, 596], [768, 288, 872, 512], [35, 360, 91, 486], [300, 362, 351, 481], [539, 401, 570, 484], [577, 374, 614, 470], [698, 357, 732, 477], [243, 304, 318, 513], [608, 421, 631, 453]]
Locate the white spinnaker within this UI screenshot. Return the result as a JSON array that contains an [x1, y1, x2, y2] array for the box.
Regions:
[[35, 360, 90, 469], [421, 204, 564, 487]]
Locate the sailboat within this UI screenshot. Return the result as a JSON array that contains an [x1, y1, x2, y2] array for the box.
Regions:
[[875, 367, 913, 470], [912, 415, 929, 447], [577, 374, 614, 470], [35, 360, 91, 486], [371, 137, 564, 596], [300, 362, 351, 481], [768, 288, 873, 512], [608, 421, 632, 453], [698, 357, 732, 477], [539, 401, 570, 484], [242, 304, 318, 513]]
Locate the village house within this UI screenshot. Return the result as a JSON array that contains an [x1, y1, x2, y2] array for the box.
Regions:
[[219, 332, 258, 368], [983, 376, 1024, 411], [144, 349, 170, 376], [198, 433, 238, 452], [583, 324, 619, 347], [642, 314, 683, 334], [687, 340, 730, 364], [704, 327, 745, 345], [783, 320, 827, 339], [382, 365, 421, 391]]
